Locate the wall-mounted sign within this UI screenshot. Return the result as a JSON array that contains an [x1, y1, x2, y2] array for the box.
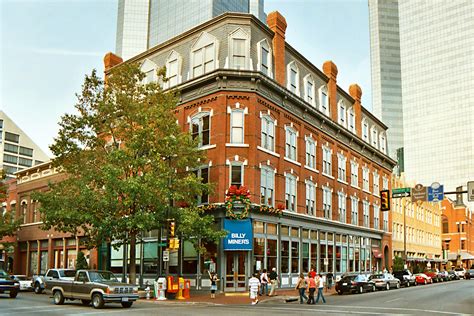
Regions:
[[223, 219, 253, 251]]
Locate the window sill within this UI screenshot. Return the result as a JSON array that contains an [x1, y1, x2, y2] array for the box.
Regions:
[[225, 143, 250, 148], [322, 173, 334, 180], [351, 184, 360, 190], [20, 221, 43, 227], [199, 144, 217, 151], [337, 179, 348, 185], [257, 146, 280, 158], [362, 189, 372, 194], [284, 157, 301, 166], [304, 166, 319, 173]]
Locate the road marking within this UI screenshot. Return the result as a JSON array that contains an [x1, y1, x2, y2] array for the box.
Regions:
[[218, 306, 386, 315], [10, 307, 78, 315], [385, 298, 401, 303], [333, 305, 468, 315]]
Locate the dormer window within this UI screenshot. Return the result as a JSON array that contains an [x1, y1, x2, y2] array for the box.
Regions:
[[257, 39, 272, 77], [362, 118, 369, 142], [379, 133, 387, 154], [165, 50, 182, 88], [348, 107, 355, 133], [287, 62, 300, 95], [229, 28, 249, 70], [304, 74, 315, 107], [319, 86, 329, 116], [192, 32, 218, 78], [338, 100, 346, 127], [371, 126, 378, 148]]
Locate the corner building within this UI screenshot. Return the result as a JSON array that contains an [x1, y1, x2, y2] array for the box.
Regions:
[[106, 11, 396, 291]]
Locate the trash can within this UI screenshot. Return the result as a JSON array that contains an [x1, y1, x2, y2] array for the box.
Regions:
[[156, 277, 167, 301]]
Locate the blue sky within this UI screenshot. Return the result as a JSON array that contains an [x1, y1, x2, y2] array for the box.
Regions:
[[1, 0, 371, 157]]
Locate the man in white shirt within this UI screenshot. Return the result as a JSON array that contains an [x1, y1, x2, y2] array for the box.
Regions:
[[248, 273, 260, 305], [315, 274, 326, 304]]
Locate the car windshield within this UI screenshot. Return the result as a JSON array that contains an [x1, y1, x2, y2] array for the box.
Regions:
[[0, 270, 9, 279], [59, 270, 76, 278], [370, 274, 383, 280], [355, 275, 366, 282], [342, 275, 357, 281], [88, 271, 119, 283]]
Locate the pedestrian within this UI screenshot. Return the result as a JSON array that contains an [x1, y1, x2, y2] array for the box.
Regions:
[[326, 272, 333, 291], [209, 272, 218, 299], [315, 274, 326, 304], [269, 267, 278, 296], [310, 267, 317, 279], [260, 269, 269, 296], [295, 272, 308, 304], [306, 271, 316, 304], [248, 273, 260, 305]]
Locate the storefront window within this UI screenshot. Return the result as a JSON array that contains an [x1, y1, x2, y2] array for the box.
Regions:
[[253, 238, 265, 272], [54, 250, 64, 268], [267, 239, 277, 271], [335, 246, 341, 273], [302, 243, 309, 272], [40, 251, 48, 274], [327, 233, 333, 243], [281, 226, 289, 236], [319, 231, 326, 241], [302, 229, 309, 239], [310, 230, 318, 240], [254, 221, 264, 234], [355, 248, 360, 272], [319, 244, 327, 273], [29, 251, 38, 275], [349, 247, 354, 272], [201, 242, 217, 273], [291, 227, 299, 237], [281, 240, 289, 273], [291, 241, 299, 273], [327, 245, 333, 272], [342, 235, 347, 243], [341, 246, 347, 273], [267, 223, 277, 235], [182, 241, 198, 274], [67, 250, 77, 269], [310, 243, 317, 271]]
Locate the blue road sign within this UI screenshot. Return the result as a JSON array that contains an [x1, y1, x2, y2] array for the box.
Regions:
[[428, 183, 444, 202]]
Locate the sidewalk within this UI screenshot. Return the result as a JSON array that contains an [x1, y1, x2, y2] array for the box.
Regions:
[[141, 287, 337, 305]]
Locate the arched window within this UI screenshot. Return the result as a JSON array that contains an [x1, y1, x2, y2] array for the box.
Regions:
[[287, 61, 300, 95], [229, 28, 250, 70], [165, 50, 182, 88], [190, 112, 211, 147], [348, 107, 355, 133], [362, 118, 369, 142], [319, 85, 329, 116], [140, 59, 158, 84], [338, 100, 346, 127], [379, 132, 387, 154], [191, 32, 218, 78], [257, 39, 272, 77], [303, 74, 315, 107], [260, 114, 275, 152], [442, 216, 449, 234], [371, 126, 378, 148], [260, 166, 275, 207]]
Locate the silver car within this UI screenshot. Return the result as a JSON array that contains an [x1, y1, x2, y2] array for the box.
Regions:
[[369, 273, 400, 290]]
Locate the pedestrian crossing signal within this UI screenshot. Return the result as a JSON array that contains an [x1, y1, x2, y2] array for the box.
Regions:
[[380, 190, 390, 211]]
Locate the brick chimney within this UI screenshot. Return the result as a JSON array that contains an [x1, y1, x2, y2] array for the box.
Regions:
[[103, 52, 123, 82], [322, 61, 338, 123], [349, 83, 362, 137], [267, 11, 287, 86]]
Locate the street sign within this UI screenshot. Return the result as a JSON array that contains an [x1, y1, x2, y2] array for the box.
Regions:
[[468, 181, 474, 202], [157, 242, 167, 247], [392, 187, 411, 198], [427, 182, 444, 202], [411, 184, 427, 203], [163, 250, 169, 262]]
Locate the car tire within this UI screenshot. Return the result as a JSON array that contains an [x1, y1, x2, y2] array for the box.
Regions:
[[121, 302, 133, 308], [396, 282, 400, 289], [386, 283, 390, 290], [372, 285, 376, 292], [34, 282, 43, 294], [92, 293, 105, 309], [359, 286, 363, 294], [9, 290, 18, 298], [337, 290, 343, 295], [406, 281, 410, 287], [53, 290, 65, 305], [81, 299, 91, 306]]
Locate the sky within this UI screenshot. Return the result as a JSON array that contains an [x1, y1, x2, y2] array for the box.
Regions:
[[0, 0, 371, 157]]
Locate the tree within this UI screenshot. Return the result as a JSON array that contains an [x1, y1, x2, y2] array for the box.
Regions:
[[34, 63, 224, 285], [76, 251, 89, 270], [393, 256, 404, 271], [0, 170, 21, 240]]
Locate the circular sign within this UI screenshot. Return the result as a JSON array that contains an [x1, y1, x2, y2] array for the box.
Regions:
[[431, 182, 440, 189]]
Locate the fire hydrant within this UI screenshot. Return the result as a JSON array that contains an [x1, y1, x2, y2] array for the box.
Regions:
[[145, 281, 151, 300], [177, 277, 185, 300]]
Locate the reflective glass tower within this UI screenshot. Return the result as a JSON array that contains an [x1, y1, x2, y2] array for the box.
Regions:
[[116, 0, 266, 61]]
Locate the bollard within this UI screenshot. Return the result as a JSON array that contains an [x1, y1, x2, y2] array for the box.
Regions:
[[183, 279, 191, 299], [176, 277, 185, 300]]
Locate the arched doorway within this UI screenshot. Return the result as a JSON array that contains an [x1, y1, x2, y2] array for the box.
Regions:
[[384, 245, 390, 269]]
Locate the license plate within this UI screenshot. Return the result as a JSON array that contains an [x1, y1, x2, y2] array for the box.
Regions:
[[121, 297, 129, 302], [342, 283, 347, 286]]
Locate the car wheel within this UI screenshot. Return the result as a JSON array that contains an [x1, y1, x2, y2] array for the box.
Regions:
[[337, 290, 343, 295], [406, 281, 410, 287], [34, 282, 43, 294], [372, 285, 376, 292], [9, 290, 18, 298], [81, 299, 91, 306], [53, 290, 65, 305], [386, 283, 390, 290], [424, 280, 427, 285], [359, 286, 363, 294], [396, 282, 400, 289], [121, 302, 133, 308], [92, 293, 104, 309]]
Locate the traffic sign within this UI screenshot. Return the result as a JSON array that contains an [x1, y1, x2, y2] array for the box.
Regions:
[[427, 182, 444, 202], [392, 187, 411, 198], [411, 184, 427, 203], [468, 181, 474, 202], [163, 250, 169, 262]]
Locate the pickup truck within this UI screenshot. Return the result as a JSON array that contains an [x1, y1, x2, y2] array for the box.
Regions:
[[33, 268, 76, 294], [44, 270, 139, 309]]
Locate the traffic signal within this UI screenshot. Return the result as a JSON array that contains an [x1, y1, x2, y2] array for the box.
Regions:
[[380, 190, 390, 211], [168, 219, 176, 238], [173, 238, 180, 250]]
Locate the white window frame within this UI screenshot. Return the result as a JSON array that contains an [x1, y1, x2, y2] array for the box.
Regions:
[[373, 171, 380, 195], [260, 114, 275, 152], [229, 28, 250, 70], [323, 186, 332, 220], [362, 167, 370, 191], [230, 162, 244, 187], [190, 112, 211, 147], [363, 200, 370, 228], [285, 126, 297, 161], [383, 211, 389, 231], [285, 173, 297, 212], [382, 176, 389, 190], [305, 136, 316, 170], [337, 153, 347, 182], [191, 32, 218, 78], [257, 39, 272, 78], [348, 107, 355, 133], [351, 161, 359, 187], [371, 126, 378, 148], [379, 133, 387, 154], [303, 74, 315, 107], [374, 205, 380, 229], [260, 166, 274, 207], [319, 85, 329, 116], [195, 165, 210, 205], [287, 61, 300, 95], [362, 118, 369, 142], [322, 146, 332, 176], [165, 50, 182, 88], [305, 180, 316, 216], [351, 196, 359, 225], [230, 109, 245, 144], [338, 192, 347, 223], [338, 100, 346, 127], [140, 59, 158, 84]]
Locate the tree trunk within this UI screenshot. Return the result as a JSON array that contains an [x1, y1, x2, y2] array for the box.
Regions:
[[129, 233, 136, 285]]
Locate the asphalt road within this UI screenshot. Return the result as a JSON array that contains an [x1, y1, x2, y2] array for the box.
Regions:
[[0, 279, 472, 315]]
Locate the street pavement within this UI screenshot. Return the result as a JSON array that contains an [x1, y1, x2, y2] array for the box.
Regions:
[[0, 279, 472, 315]]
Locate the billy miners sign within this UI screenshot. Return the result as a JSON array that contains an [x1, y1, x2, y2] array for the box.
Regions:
[[223, 219, 253, 251]]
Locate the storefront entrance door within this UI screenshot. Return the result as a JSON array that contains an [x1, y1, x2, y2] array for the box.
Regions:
[[225, 252, 247, 291]]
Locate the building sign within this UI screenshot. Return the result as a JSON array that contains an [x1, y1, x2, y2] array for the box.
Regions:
[[223, 219, 253, 251], [411, 184, 427, 203], [427, 182, 444, 202]]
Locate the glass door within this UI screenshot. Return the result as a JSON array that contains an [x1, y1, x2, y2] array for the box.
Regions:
[[225, 252, 247, 291]]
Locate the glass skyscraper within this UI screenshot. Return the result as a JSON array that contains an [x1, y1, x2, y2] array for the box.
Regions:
[[116, 0, 266, 61], [369, 0, 474, 203]]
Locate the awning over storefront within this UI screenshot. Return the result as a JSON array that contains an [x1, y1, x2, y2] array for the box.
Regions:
[[372, 248, 382, 258], [447, 251, 474, 261]]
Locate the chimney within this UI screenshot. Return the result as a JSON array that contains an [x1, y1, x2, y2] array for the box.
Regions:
[[267, 11, 287, 86], [349, 83, 362, 137], [103, 52, 123, 82], [322, 61, 338, 123]]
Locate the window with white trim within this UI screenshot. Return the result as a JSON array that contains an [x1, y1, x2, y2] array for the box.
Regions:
[[285, 126, 297, 161], [383, 211, 389, 231], [194, 165, 209, 204], [323, 187, 332, 219], [371, 126, 378, 148], [350, 161, 359, 187], [232, 38, 246, 69], [351, 197, 358, 225], [374, 205, 380, 229], [304, 75, 315, 106], [165, 51, 181, 87], [348, 107, 355, 133], [363, 200, 370, 227], [338, 192, 346, 223], [373, 171, 380, 195], [379, 133, 386, 154], [337, 154, 346, 182], [287, 62, 299, 95], [192, 43, 215, 77], [306, 181, 316, 216], [285, 174, 297, 212], [362, 167, 369, 191], [230, 162, 243, 187], [261, 115, 275, 151], [319, 86, 329, 116], [338, 100, 346, 127], [382, 177, 389, 190], [305, 137, 316, 169], [260, 166, 274, 207], [230, 109, 244, 144], [322, 146, 332, 175], [257, 39, 272, 77], [362, 119, 369, 142], [191, 112, 210, 147]]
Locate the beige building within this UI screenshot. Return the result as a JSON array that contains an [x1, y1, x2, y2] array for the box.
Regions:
[[391, 174, 442, 269]]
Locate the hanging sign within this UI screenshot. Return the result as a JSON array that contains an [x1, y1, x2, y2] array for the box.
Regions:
[[223, 219, 253, 251]]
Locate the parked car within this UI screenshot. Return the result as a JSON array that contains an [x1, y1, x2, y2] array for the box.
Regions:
[[415, 273, 432, 285], [12, 275, 32, 291], [464, 269, 474, 280], [393, 270, 416, 287], [336, 274, 376, 294], [369, 273, 400, 290], [424, 270, 441, 283], [44, 270, 139, 309], [453, 268, 466, 278], [438, 271, 450, 282], [33, 269, 76, 294], [0, 269, 20, 298], [447, 270, 460, 280]]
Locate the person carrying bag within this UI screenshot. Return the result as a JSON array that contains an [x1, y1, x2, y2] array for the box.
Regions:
[[295, 272, 308, 304]]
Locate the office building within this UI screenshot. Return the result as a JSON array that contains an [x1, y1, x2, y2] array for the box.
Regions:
[[116, 0, 266, 60]]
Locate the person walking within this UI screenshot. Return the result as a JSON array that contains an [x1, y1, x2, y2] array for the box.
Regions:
[[209, 272, 218, 299], [269, 267, 278, 296], [310, 267, 317, 279], [248, 273, 260, 305], [326, 272, 333, 292], [315, 274, 326, 304], [306, 272, 316, 304], [295, 272, 308, 304], [260, 269, 269, 296]]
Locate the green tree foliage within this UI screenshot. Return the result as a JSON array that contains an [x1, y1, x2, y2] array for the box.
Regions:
[[34, 63, 224, 284], [392, 256, 404, 271], [0, 170, 21, 240], [76, 251, 89, 270]]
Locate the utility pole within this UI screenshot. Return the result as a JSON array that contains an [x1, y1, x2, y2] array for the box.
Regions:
[[403, 198, 407, 264]]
